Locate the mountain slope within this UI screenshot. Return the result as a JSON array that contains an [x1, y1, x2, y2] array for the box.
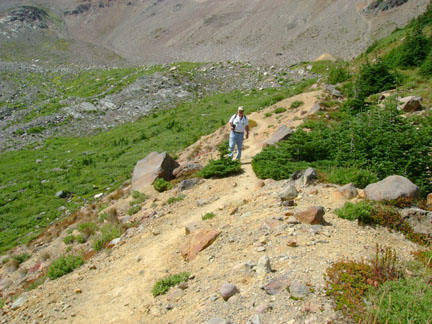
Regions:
[[0, 0, 429, 65]]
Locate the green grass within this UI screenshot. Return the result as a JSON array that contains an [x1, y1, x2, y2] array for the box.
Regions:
[[92, 223, 122, 251], [152, 272, 190, 297], [127, 205, 141, 215]]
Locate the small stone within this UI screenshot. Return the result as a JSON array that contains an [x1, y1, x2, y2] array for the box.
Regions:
[[262, 276, 289, 295], [255, 303, 272, 314], [219, 283, 239, 301], [256, 255, 272, 276], [11, 296, 27, 310], [205, 319, 229, 324], [288, 281, 310, 299], [286, 241, 298, 247], [74, 288, 82, 294], [246, 314, 261, 324], [152, 229, 160, 236], [137, 256, 142, 262], [256, 247, 266, 252]]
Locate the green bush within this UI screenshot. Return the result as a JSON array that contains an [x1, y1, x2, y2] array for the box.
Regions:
[[198, 158, 242, 179], [356, 60, 399, 99], [328, 66, 351, 84], [153, 178, 174, 192], [152, 272, 190, 297], [366, 278, 432, 324], [63, 235, 75, 245], [264, 112, 273, 117], [93, 223, 122, 251], [12, 253, 31, 265], [335, 202, 373, 223], [47, 255, 84, 279], [327, 167, 378, 188], [127, 205, 141, 215], [202, 212, 216, 220]]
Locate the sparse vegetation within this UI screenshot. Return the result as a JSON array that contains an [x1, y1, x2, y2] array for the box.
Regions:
[[127, 205, 141, 215], [47, 255, 84, 279], [167, 194, 186, 204], [12, 252, 31, 265], [290, 101, 304, 108], [152, 272, 190, 297], [93, 223, 122, 251], [202, 212, 216, 220], [63, 235, 75, 245]]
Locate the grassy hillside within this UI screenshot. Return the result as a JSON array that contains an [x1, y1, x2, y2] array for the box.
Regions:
[[0, 78, 314, 253]]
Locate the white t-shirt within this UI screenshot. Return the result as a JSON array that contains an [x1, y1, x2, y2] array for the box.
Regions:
[[229, 114, 248, 133]]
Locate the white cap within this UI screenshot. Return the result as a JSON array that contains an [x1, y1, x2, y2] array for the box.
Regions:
[[238, 106, 244, 111]]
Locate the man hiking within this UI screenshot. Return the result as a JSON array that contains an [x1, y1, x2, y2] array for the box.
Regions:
[[228, 106, 249, 160]]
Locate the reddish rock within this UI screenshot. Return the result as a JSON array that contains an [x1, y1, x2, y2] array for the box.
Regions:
[[254, 180, 265, 190], [294, 206, 326, 225], [427, 193, 432, 207], [181, 229, 221, 261]]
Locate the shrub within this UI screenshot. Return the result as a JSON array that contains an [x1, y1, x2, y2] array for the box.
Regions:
[[366, 278, 432, 324], [326, 245, 402, 321], [152, 272, 190, 297], [78, 222, 97, 237], [248, 119, 258, 128], [153, 178, 173, 192], [167, 194, 185, 204], [12, 253, 31, 265], [290, 101, 304, 109], [264, 112, 272, 117], [63, 235, 75, 245], [202, 212, 215, 220], [412, 248, 432, 268], [127, 205, 141, 215], [76, 234, 87, 244], [47, 255, 84, 279], [93, 223, 122, 251], [274, 107, 287, 114], [328, 66, 351, 84], [335, 201, 373, 223], [420, 50, 432, 76], [198, 158, 241, 179], [385, 24, 430, 68], [356, 60, 399, 99], [327, 167, 378, 189]]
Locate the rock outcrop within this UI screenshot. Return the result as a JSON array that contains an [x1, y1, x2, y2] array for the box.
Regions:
[[364, 175, 419, 201]]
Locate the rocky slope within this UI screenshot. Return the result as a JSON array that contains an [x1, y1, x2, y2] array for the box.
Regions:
[[0, 0, 429, 65], [0, 89, 423, 324]]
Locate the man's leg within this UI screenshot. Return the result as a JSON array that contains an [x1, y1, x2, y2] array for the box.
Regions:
[[228, 131, 236, 158], [236, 133, 244, 160]]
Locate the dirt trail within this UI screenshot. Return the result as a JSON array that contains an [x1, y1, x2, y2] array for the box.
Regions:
[[6, 90, 420, 324]]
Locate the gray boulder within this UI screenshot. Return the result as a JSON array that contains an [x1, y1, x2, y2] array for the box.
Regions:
[[178, 178, 201, 192], [278, 184, 298, 201], [131, 152, 179, 191], [308, 103, 322, 115], [303, 167, 318, 185], [364, 175, 419, 202], [263, 125, 293, 147], [337, 183, 358, 199], [400, 207, 432, 236]]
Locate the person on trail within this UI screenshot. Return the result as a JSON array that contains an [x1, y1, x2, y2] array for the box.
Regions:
[[228, 106, 249, 160]]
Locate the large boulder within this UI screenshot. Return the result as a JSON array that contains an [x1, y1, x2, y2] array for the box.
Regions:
[[364, 175, 419, 202], [400, 208, 432, 236], [131, 152, 179, 192], [263, 125, 293, 147], [397, 96, 422, 112]]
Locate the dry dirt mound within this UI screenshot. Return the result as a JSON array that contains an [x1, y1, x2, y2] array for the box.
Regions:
[[2, 89, 421, 324]]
